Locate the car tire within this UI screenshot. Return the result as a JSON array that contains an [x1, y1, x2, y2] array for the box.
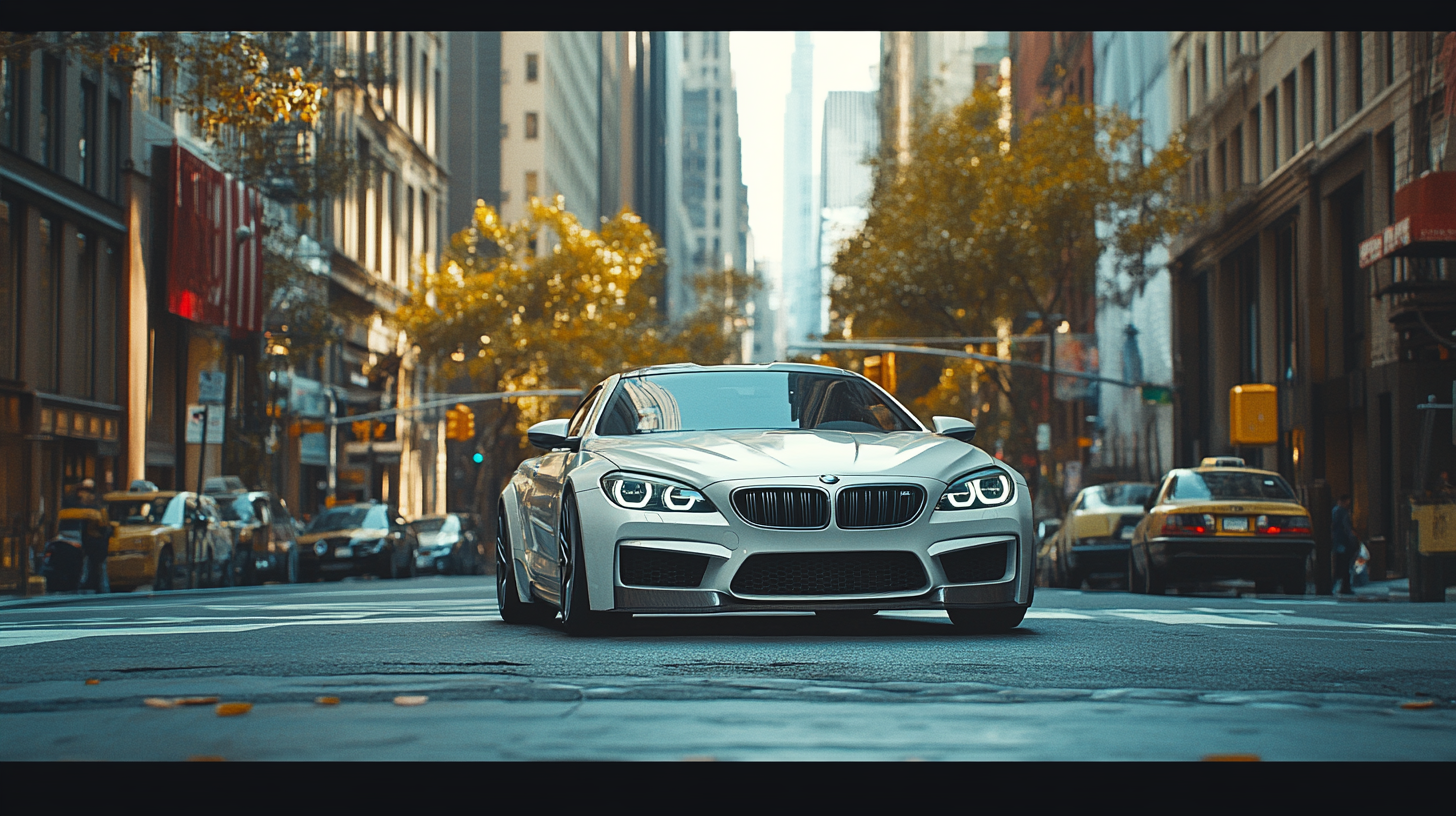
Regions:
[[1127, 548, 1145, 594], [1144, 564, 1166, 595], [154, 548, 175, 592], [558, 491, 627, 637], [948, 606, 1027, 633], [496, 505, 556, 625]]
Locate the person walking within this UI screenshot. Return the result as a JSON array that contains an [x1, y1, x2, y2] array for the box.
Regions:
[[74, 479, 110, 594], [1331, 494, 1358, 596]]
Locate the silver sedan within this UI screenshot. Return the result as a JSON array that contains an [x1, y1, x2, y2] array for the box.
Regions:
[[496, 363, 1035, 636]]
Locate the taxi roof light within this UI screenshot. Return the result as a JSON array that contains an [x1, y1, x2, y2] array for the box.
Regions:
[[1200, 456, 1246, 468]]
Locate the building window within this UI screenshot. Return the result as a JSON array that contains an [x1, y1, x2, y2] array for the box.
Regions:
[[525, 112, 538, 139], [526, 53, 539, 82], [1249, 106, 1261, 180], [1276, 222, 1297, 384], [106, 95, 122, 201], [40, 55, 62, 171], [1, 59, 21, 151], [1385, 32, 1395, 86], [1230, 124, 1244, 188], [421, 190, 431, 267], [1198, 39, 1209, 108], [405, 35, 414, 137], [0, 198, 14, 380], [1301, 54, 1316, 148], [525, 171, 538, 199], [1236, 242, 1260, 384], [1329, 33, 1340, 132], [1283, 72, 1297, 159], [37, 216, 57, 391], [1352, 32, 1364, 111], [80, 80, 97, 190], [1181, 61, 1191, 122], [1266, 90, 1279, 169]]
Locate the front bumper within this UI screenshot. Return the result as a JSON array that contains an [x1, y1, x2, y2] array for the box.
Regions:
[[570, 474, 1035, 614], [1147, 536, 1314, 580]]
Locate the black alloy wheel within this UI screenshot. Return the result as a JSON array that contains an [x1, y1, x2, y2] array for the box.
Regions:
[[947, 606, 1027, 633], [558, 491, 626, 637], [496, 507, 555, 625], [154, 548, 175, 591]]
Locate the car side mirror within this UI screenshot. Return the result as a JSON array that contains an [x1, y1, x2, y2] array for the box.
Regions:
[[526, 418, 581, 452], [931, 416, 977, 444]]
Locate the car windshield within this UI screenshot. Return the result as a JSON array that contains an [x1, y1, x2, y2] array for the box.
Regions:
[[1169, 471, 1297, 501], [108, 499, 168, 525], [596, 371, 919, 435], [413, 516, 459, 535], [217, 496, 257, 523], [307, 505, 388, 533], [1081, 483, 1157, 510]]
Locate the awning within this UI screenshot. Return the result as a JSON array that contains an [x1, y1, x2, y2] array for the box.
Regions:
[[167, 142, 265, 333], [1360, 171, 1456, 268]]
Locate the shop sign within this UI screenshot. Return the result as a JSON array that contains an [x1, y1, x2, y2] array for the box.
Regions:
[[199, 371, 227, 405], [185, 405, 226, 444]]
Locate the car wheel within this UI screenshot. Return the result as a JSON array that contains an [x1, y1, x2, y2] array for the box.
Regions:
[[496, 509, 556, 625], [1127, 547, 1144, 594], [558, 491, 626, 637], [948, 606, 1027, 633], [154, 548, 175, 592], [1143, 563, 1166, 596]]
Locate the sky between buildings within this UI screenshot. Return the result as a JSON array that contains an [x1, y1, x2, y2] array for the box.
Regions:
[[732, 31, 880, 276]]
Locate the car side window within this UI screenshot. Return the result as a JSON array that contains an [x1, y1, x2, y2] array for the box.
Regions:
[[567, 386, 603, 438]]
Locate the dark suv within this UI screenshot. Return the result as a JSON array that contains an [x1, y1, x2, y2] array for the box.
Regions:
[[296, 502, 419, 581]]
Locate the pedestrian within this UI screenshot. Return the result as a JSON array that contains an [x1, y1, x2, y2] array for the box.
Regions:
[[1331, 494, 1357, 596], [73, 479, 111, 594]]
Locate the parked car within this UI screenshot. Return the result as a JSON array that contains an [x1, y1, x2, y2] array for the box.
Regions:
[[497, 362, 1035, 635], [1130, 457, 1314, 595], [1038, 482, 1158, 589], [296, 502, 418, 581], [102, 490, 235, 591], [410, 513, 484, 575], [212, 490, 302, 584]]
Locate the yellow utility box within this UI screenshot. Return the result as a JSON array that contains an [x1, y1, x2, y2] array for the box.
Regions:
[[1230, 384, 1278, 446], [1411, 502, 1456, 554], [863, 353, 897, 394]]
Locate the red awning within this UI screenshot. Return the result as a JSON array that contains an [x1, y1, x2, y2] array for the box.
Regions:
[[167, 143, 265, 333], [1359, 171, 1456, 268]]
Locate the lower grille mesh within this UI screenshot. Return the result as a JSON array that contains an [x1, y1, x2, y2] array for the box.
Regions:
[[619, 547, 709, 588], [730, 551, 927, 596], [939, 541, 1010, 583]]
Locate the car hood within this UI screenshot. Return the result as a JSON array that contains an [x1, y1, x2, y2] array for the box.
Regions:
[[584, 429, 1000, 487]]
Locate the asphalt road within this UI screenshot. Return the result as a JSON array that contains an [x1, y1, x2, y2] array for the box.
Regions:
[[1, 577, 1453, 760]]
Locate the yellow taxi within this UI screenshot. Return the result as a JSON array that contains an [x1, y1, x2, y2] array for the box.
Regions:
[[1129, 457, 1314, 596], [103, 490, 235, 591]]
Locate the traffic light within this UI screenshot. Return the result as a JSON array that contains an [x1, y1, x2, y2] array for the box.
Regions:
[[445, 404, 476, 441]]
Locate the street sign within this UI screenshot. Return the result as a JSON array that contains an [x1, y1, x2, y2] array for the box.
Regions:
[[185, 405, 226, 443], [199, 371, 227, 405], [1140, 385, 1173, 405]]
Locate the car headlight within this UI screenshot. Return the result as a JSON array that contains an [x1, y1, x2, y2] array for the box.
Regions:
[[936, 469, 1015, 510], [601, 474, 717, 513]]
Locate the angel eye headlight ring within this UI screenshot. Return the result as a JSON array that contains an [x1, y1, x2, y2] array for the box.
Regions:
[[936, 469, 1015, 511], [601, 474, 717, 514]]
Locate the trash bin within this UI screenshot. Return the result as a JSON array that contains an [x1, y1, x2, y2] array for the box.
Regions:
[[1409, 500, 1455, 602]]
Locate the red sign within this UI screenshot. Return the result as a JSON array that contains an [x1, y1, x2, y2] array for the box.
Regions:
[[167, 143, 264, 333]]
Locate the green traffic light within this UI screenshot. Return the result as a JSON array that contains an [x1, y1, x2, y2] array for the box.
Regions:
[[472, 453, 484, 464]]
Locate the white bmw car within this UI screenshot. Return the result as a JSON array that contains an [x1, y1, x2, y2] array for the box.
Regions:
[[495, 363, 1035, 635]]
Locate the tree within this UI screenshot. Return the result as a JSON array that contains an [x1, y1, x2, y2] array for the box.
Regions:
[[397, 197, 754, 522], [829, 84, 1196, 468]]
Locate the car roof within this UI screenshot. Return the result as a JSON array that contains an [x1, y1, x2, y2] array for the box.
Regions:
[[1186, 465, 1286, 478], [621, 361, 856, 378], [103, 491, 181, 501]]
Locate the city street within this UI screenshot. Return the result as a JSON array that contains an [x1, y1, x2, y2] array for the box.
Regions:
[[2, 578, 1453, 760]]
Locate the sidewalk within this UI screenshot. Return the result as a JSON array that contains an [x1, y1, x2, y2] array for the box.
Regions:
[[1342, 577, 1456, 602]]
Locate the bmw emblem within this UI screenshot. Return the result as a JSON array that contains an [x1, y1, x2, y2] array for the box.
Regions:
[[819, 475, 839, 484], [314, 541, 328, 556]]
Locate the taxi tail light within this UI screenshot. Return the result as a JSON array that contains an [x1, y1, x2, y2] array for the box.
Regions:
[[1163, 513, 1216, 535], [1257, 514, 1311, 535]]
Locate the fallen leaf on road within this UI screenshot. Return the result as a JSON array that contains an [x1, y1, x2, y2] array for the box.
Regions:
[[175, 697, 220, 706], [1202, 754, 1261, 762], [143, 698, 175, 709], [315, 696, 340, 705], [393, 695, 428, 706], [84, 679, 99, 685], [1401, 700, 1435, 709], [215, 702, 253, 717]]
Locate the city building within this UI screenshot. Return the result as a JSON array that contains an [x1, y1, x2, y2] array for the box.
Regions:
[[878, 31, 1008, 168], [1089, 32, 1175, 484], [446, 32, 502, 230], [1008, 31, 1096, 129], [782, 32, 817, 351], [818, 91, 878, 340], [680, 31, 749, 325], [1167, 31, 1454, 588], [1, 45, 133, 584]]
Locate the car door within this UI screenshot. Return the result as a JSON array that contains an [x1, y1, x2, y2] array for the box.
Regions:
[[525, 385, 602, 591]]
